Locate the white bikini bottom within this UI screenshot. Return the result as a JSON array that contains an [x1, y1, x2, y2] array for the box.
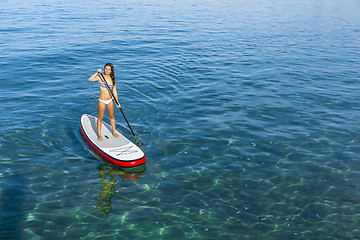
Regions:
[[98, 98, 113, 105]]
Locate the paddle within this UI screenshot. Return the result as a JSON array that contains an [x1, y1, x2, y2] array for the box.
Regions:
[[99, 73, 141, 146]]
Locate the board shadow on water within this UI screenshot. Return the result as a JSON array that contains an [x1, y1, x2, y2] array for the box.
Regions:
[[92, 164, 146, 215]]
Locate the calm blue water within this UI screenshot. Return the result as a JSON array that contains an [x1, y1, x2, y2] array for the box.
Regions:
[[1, 0, 360, 239]]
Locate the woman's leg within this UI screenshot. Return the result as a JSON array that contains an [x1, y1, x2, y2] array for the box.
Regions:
[[107, 101, 120, 138], [97, 100, 107, 141]]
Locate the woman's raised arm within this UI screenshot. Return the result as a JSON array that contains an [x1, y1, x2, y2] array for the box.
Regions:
[[88, 69, 102, 81]]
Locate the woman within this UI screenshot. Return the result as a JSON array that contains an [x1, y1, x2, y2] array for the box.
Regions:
[[88, 63, 120, 141]]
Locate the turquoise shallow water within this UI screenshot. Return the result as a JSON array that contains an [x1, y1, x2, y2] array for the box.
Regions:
[[1, 0, 360, 239]]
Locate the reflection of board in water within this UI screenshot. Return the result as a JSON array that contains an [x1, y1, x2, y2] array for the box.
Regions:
[[92, 164, 146, 215]]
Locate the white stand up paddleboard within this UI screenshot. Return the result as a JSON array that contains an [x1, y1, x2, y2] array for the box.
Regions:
[[80, 114, 146, 167]]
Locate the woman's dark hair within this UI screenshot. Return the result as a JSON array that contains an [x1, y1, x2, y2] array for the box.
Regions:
[[104, 63, 116, 85]]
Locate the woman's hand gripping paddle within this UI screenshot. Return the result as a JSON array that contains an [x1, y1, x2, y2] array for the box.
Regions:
[[99, 73, 142, 146]]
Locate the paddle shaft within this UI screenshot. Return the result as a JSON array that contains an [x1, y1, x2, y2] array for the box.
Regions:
[[99, 73, 140, 146]]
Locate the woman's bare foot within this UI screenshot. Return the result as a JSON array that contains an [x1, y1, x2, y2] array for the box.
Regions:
[[113, 133, 120, 138], [98, 136, 103, 141]]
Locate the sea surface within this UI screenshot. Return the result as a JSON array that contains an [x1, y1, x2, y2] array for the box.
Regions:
[[1, 0, 360, 239]]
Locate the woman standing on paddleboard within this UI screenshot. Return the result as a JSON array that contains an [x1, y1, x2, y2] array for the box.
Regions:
[[88, 63, 120, 141]]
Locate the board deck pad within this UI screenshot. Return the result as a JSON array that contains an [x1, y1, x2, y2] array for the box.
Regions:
[[80, 114, 146, 167]]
